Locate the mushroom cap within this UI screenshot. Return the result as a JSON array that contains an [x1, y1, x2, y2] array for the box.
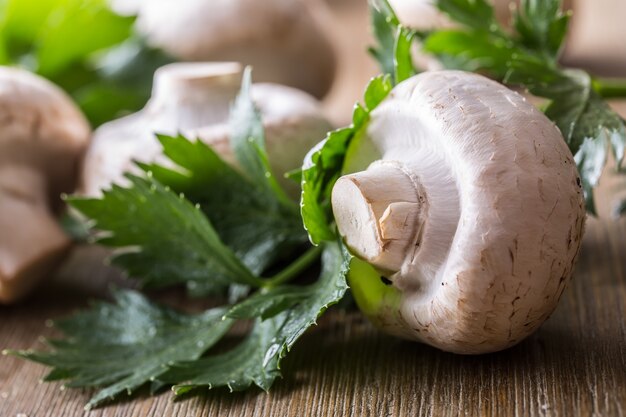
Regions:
[[332, 71, 586, 354], [0, 66, 90, 205], [81, 62, 332, 197], [134, 0, 337, 98]]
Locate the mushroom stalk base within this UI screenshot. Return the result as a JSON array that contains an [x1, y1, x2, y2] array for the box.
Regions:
[[332, 161, 423, 276], [0, 168, 70, 303]]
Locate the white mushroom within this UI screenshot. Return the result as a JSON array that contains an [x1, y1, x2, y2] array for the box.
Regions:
[[331, 71, 586, 354], [0, 67, 91, 303], [130, 0, 337, 99], [81, 62, 333, 197]]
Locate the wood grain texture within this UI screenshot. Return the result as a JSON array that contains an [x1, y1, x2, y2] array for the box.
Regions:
[[1, 215, 625, 417]]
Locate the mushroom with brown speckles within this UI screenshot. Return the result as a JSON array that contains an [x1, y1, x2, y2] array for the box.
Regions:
[[331, 70, 586, 354]]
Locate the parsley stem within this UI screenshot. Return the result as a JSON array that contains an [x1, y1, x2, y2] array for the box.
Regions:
[[263, 246, 323, 288], [592, 78, 626, 99]]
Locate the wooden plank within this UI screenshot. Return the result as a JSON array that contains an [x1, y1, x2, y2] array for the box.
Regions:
[[1, 216, 625, 417]]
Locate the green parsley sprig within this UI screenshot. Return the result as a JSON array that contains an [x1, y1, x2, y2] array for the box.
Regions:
[[5, 68, 361, 409]]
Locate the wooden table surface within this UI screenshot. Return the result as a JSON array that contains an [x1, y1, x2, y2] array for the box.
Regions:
[[1, 214, 626, 417]]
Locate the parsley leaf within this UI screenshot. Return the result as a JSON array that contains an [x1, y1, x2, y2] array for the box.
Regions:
[[162, 240, 350, 394], [394, 27, 418, 83], [301, 75, 392, 244], [5, 290, 233, 410], [139, 135, 308, 280], [436, 0, 495, 30], [368, 0, 417, 84], [163, 317, 283, 394], [369, 0, 400, 80], [230, 67, 295, 209], [514, 0, 570, 59], [67, 174, 261, 290]]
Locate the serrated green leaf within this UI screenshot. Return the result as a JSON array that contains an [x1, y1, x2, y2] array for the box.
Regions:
[[163, 241, 350, 394], [301, 75, 392, 245], [68, 174, 261, 290], [7, 290, 234, 409], [225, 286, 310, 321], [424, 29, 518, 77], [230, 66, 295, 209], [364, 74, 393, 110], [141, 135, 308, 278], [369, 0, 400, 81], [514, 0, 569, 59], [163, 317, 282, 394], [394, 27, 417, 83], [369, 0, 419, 82], [434, 0, 495, 31], [226, 243, 346, 322]]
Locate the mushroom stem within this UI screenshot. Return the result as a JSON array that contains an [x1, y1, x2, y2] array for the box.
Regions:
[[150, 62, 243, 125], [0, 166, 70, 302], [332, 161, 423, 276]]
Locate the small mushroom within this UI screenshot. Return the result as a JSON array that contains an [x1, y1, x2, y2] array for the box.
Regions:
[[0, 67, 91, 303], [81, 62, 333, 197], [129, 0, 338, 99], [331, 71, 586, 354]]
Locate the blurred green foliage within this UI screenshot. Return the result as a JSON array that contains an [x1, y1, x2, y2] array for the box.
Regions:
[[0, 0, 172, 126]]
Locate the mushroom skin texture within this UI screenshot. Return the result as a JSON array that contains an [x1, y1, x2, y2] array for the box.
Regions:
[[0, 66, 91, 303], [131, 0, 337, 99], [331, 71, 586, 354], [81, 62, 333, 198]]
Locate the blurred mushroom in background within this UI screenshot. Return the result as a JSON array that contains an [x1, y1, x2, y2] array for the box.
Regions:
[[0, 67, 91, 303], [111, 0, 338, 100], [81, 62, 333, 198]]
